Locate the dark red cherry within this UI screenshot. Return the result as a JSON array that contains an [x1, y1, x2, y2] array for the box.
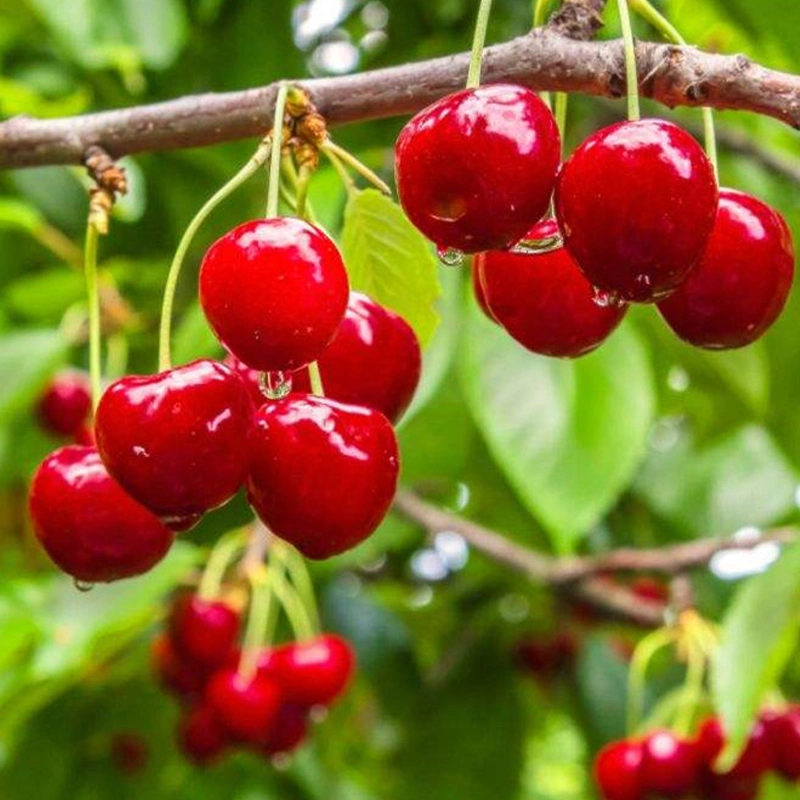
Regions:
[[247, 395, 399, 559], [199, 217, 349, 372], [205, 668, 282, 743], [395, 84, 561, 253], [177, 705, 228, 766], [640, 729, 701, 797], [696, 716, 772, 781], [169, 594, 241, 668], [29, 445, 174, 582], [658, 189, 794, 348], [259, 704, 309, 756], [285, 292, 421, 422], [594, 739, 644, 800], [95, 359, 252, 527], [555, 119, 718, 302], [514, 631, 577, 679], [109, 732, 149, 776], [763, 706, 800, 780], [269, 634, 355, 707], [471, 260, 497, 322], [224, 353, 266, 407], [475, 219, 626, 357], [151, 634, 208, 700], [630, 576, 669, 604], [699, 772, 759, 800], [37, 370, 92, 437]]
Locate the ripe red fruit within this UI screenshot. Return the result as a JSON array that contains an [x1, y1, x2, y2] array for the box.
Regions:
[[696, 716, 772, 781], [658, 189, 794, 348], [555, 119, 718, 302], [763, 706, 800, 780], [259, 704, 309, 756], [37, 370, 92, 437], [269, 634, 355, 707], [291, 292, 422, 423], [29, 445, 174, 582], [177, 705, 228, 766], [199, 217, 349, 372], [472, 262, 497, 322], [699, 772, 759, 800], [630, 576, 669, 604], [151, 634, 208, 700], [95, 359, 252, 528], [247, 395, 399, 559], [169, 594, 241, 669], [205, 668, 282, 742], [474, 219, 626, 357], [514, 631, 577, 679], [640, 729, 701, 797], [395, 84, 561, 253], [594, 739, 644, 800]]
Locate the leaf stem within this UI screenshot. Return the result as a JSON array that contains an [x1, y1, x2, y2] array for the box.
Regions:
[[616, 0, 641, 121], [265, 83, 289, 219], [466, 0, 495, 89], [84, 220, 102, 410]]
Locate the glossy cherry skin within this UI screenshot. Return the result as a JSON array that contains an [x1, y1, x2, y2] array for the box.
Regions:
[[555, 119, 718, 302], [472, 261, 497, 322], [395, 84, 561, 253], [696, 716, 772, 781], [177, 705, 228, 766], [247, 395, 400, 559], [639, 729, 701, 797], [151, 634, 208, 700], [763, 706, 800, 780], [95, 359, 252, 527], [169, 594, 241, 669], [593, 740, 644, 800], [658, 189, 795, 348], [29, 445, 174, 582], [199, 217, 349, 372], [259, 704, 309, 756], [37, 370, 92, 437], [475, 219, 627, 357], [206, 668, 283, 743], [268, 634, 355, 708]]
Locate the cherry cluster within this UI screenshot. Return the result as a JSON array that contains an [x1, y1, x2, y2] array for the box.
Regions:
[[595, 708, 800, 800], [152, 591, 354, 766], [28, 214, 421, 583], [395, 84, 795, 357]]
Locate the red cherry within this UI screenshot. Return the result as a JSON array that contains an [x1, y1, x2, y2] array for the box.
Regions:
[[630, 576, 669, 604], [199, 217, 349, 372], [640, 729, 701, 797], [763, 706, 800, 780], [269, 634, 355, 707], [475, 219, 626, 357], [37, 370, 92, 437], [259, 704, 309, 756], [151, 634, 208, 699], [555, 119, 718, 302], [169, 594, 241, 669], [28, 445, 174, 582], [513, 631, 577, 679], [395, 84, 561, 253], [247, 395, 399, 559], [594, 739, 644, 800], [699, 772, 759, 800], [95, 359, 252, 527], [73, 423, 96, 447], [109, 732, 149, 776], [471, 261, 497, 322], [205, 668, 282, 742], [224, 354, 266, 407], [696, 716, 772, 781], [177, 705, 228, 766], [658, 189, 794, 348]]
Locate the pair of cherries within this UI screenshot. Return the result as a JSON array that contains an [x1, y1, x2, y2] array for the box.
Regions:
[[29, 217, 421, 582], [595, 709, 800, 800], [152, 592, 354, 766], [396, 83, 794, 355]]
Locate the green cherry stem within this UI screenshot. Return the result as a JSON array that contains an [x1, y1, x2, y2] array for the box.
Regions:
[[308, 361, 325, 396], [323, 146, 357, 198], [157, 136, 273, 372], [674, 638, 706, 737], [626, 627, 676, 734], [466, 0, 495, 89], [628, 0, 719, 179], [270, 564, 316, 642], [276, 542, 322, 633], [321, 140, 391, 195], [239, 567, 274, 681], [616, 0, 641, 122], [554, 91, 569, 155], [197, 528, 247, 601], [84, 220, 102, 410], [265, 83, 289, 219]]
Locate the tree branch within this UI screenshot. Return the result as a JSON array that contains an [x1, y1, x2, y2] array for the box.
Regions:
[[392, 489, 797, 627], [1, 27, 799, 170]]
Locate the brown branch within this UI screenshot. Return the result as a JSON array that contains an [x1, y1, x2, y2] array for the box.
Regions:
[[392, 489, 797, 626], [1, 27, 799, 170]]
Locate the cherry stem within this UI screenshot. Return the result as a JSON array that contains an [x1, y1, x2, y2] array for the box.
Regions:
[[281, 156, 319, 223], [627, 627, 676, 734], [157, 136, 273, 372], [270, 563, 316, 642], [674, 631, 707, 738], [554, 91, 568, 155], [265, 83, 289, 219], [466, 0, 494, 89], [239, 566, 274, 682], [616, 0, 641, 121], [628, 0, 719, 179], [273, 541, 322, 633], [83, 220, 102, 410], [308, 361, 325, 396], [321, 140, 391, 195], [323, 146, 357, 197], [197, 528, 246, 601]]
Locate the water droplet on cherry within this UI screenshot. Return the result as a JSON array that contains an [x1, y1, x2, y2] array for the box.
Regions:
[[437, 245, 464, 267], [592, 288, 625, 308], [258, 371, 293, 399], [73, 579, 95, 593], [508, 231, 563, 254]]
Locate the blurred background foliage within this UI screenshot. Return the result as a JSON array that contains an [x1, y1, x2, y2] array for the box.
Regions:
[[1, 1, 800, 798]]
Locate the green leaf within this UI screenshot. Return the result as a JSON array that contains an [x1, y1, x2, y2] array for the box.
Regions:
[[340, 189, 441, 346], [0, 330, 69, 424], [0, 198, 43, 232], [4, 270, 85, 322], [460, 304, 655, 552], [172, 302, 222, 365], [712, 540, 800, 769], [701, 344, 770, 416]]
